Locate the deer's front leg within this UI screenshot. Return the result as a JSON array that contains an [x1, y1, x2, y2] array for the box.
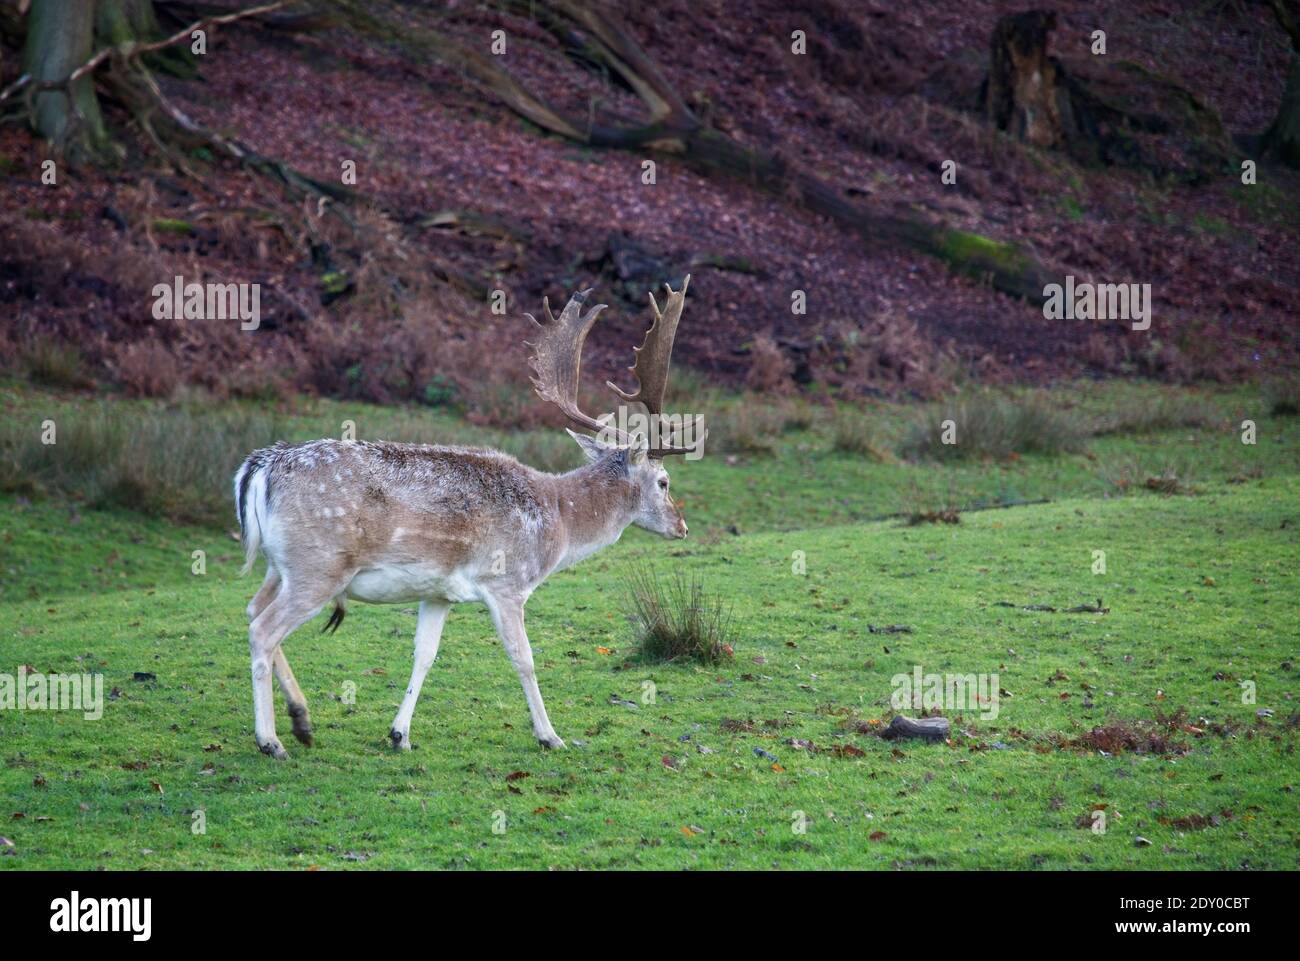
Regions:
[[484, 593, 565, 749], [390, 600, 450, 750]]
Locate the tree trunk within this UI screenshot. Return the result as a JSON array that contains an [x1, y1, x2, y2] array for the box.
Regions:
[[97, 0, 199, 79], [981, 9, 1232, 181], [23, 0, 112, 164], [1265, 56, 1300, 167], [983, 10, 1068, 148], [1264, 2, 1300, 168]]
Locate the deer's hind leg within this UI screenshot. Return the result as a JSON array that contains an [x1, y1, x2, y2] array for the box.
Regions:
[[273, 648, 313, 746], [247, 567, 314, 745], [246, 567, 281, 620], [249, 573, 347, 759]]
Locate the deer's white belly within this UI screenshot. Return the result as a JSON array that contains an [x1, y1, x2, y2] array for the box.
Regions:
[[346, 563, 480, 604]]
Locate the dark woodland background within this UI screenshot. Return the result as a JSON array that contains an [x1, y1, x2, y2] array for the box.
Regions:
[[2, 0, 1298, 423]]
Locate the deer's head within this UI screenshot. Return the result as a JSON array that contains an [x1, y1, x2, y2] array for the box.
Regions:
[[566, 430, 687, 538], [527, 276, 701, 540]]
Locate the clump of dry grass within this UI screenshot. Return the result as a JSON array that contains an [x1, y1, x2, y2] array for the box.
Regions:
[[0, 400, 291, 525], [113, 342, 181, 399], [706, 394, 819, 456], [13, 334, 95, 390], [900, 389, 1086, 461], [830, 408, 889, 458], [743, 333, 795, 394], [1264, 378, 1300, 417], [1087, 392, 1214, 436], [1098, 457, 1198, 496], [824, 311, 954, 399]]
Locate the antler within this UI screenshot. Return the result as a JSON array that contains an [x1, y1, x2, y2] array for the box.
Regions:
[[607, 275, 701, 457], [526, 288, 632, 445]]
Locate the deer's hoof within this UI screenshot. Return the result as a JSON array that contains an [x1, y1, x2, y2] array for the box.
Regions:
[[258, 738, 289, 760], [389, 728, 411, 751], [289, 706, 313, 746], [537, 734, 566, 750], [291, 719, 314, 747]]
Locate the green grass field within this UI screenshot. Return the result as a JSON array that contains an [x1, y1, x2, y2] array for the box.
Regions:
[[1, 382, 1297, 869]]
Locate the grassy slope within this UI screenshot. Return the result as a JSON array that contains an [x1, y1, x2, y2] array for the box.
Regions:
[[2, 464, 1296, 869]]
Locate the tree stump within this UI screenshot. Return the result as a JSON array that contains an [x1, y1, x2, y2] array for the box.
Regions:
[[880, 715, 951, 742], [980, 9, 1233, 182], [984, 10, 1068, 149]]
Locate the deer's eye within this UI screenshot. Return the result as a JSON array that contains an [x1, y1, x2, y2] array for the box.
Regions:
[[658, 478, 669, 490]]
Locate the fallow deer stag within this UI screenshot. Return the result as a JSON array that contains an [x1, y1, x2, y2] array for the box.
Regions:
[[233, 277, 701, 757]]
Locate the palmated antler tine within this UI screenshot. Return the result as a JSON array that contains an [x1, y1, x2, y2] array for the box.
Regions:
[[607, 274, 690, 416], [526, 288, 630, 444], [606, 275, 702, 457]]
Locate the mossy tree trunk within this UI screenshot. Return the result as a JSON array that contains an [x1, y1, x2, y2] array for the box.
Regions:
[[23, 0, 112, 164], [20, 0, 190, 166], [96, 0, 199, 79]]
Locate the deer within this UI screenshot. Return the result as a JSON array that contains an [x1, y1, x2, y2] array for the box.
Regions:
[[232, 277, 702, 758]]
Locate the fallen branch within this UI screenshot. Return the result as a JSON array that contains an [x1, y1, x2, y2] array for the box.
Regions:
[[992, 598, 1109, 614], [879, 716, 950, 742], [0, 1, 291, 108]]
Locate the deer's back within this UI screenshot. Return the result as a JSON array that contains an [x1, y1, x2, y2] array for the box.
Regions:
[[245, 439, 556, 587]]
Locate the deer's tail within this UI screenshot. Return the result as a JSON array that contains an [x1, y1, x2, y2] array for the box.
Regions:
[[233, 457, 271, 576]]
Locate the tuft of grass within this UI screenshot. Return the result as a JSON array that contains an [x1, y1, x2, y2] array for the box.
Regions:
[[1097, 457, 1198, 496], [621, 565, 734, 664], [830, 408, 888, 458], [13, 335, 94, 390], [1088, 392, 1213, 436], [708, 398, 784, 455], [900, 389, 1086, 462], [1264, 378, 1300, 417], [703, 394, 818, 456]]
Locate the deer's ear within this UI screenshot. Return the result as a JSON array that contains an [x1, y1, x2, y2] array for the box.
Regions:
[[566, 428, 608, 463]]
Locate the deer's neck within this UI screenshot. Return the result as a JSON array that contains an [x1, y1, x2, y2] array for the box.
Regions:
[[549, 461, 638, 571]]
